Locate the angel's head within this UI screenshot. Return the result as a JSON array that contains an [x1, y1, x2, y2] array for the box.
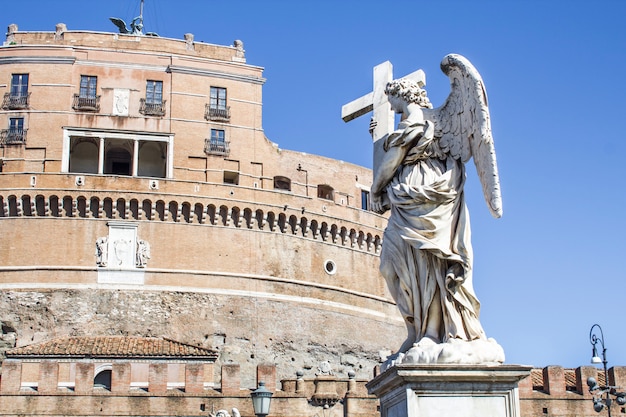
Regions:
[[385, 79, 432, 109]]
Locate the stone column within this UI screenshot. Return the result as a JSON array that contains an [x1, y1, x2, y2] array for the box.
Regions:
[[132, 140, 139, 177], [98, 137, 105, 174]]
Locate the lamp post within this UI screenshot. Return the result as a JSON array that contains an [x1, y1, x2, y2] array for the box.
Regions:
[[587, 324, 626, 416], [251, 381, 273, 417]]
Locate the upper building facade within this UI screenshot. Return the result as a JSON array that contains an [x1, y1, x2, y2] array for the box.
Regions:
[[0, 22, 404, 386]]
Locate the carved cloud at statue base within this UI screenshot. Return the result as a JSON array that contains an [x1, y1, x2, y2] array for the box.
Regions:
[[382, 338, 505, 372]]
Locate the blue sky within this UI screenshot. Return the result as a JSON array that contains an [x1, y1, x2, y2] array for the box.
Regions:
[[7, 0, 626, 370]]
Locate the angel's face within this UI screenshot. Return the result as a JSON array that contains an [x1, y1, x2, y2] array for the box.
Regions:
[[388, 94, 404, 114]]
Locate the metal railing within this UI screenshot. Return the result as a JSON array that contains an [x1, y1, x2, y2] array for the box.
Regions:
[[204, 138, 230, 156], [72, 94, 101, 112], [139, 98, 166, 116], [204, 104, 230, 122], [2, 93, 30, 110], [0, 128, 27, 145]]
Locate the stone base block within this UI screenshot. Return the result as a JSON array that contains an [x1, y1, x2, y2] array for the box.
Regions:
[[367, 364, 531, 417]]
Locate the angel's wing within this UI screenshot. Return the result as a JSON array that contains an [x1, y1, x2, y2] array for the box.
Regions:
[[427, 53, 502, 218], [109, 17, 130, 34]]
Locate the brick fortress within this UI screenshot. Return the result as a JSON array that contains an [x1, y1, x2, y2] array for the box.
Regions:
[[0, 23, 612, 417]]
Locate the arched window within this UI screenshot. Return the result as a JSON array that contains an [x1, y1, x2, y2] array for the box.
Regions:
[[137, 141, 166, 178], [273, 176, 291, 191], [317, 184, 334, 201], [105, 146, 132, 176], [94, 369, 112, 390], [69, 138, 99, 174]]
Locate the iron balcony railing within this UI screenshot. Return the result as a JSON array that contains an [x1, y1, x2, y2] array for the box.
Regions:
[[72, 94, 101, 112], [139, 98, 167, 116], [204, 104, 231, 122], [204, 138, 230, 156], [0, 128, 27, 145], [2, 93, 30, 110]]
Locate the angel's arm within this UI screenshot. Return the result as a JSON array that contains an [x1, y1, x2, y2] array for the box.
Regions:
[[368, 119, 405, 213]]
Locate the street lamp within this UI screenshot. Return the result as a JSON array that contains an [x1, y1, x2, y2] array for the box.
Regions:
[[587, 324, 626, 416], [251, 381, 273, 417]]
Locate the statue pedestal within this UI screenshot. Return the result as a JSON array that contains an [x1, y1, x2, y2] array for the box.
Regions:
[[367, 364, 531, 417]]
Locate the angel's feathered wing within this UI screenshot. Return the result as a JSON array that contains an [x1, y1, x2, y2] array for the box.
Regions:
[[109, 17, 130, 34], [425, 54, 502, 218]]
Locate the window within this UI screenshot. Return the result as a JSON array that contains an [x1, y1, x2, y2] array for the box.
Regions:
[[210, 87, 227, 109], [1, 117, 26, 145], [140, 80, 166, 116], [273, 176, 291, 191], [73, 75, 100, 111], [64, 128, 172, 178], [146, 80, 163, 104], [361, 190, 370, 211], [204, 129, 229, 156], [205, 87, 230, 121], [80, 75, 97, 98], [11, 74, 28, 96], [223, 170, 239, 185], [2, 74, 29, 110], [317, 184, 335, 201], [94, 369, 112, 390]]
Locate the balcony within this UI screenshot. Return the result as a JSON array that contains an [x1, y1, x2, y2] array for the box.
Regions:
[[72, 94, 101, 112], [204, 105, 230, 122], [204, 138, 230, 156], [139, 98, 167, 117], [0, 128, 27, 145], [2, 93, 30, 110]]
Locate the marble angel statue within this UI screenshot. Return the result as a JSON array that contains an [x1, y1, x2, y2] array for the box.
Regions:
[[371, 54, 504, 365]]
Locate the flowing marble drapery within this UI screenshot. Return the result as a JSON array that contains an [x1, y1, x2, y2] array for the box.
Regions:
[[379, 120, 485, 347]]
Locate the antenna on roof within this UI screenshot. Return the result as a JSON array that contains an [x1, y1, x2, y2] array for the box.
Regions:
[[109, 0, 159, 37]]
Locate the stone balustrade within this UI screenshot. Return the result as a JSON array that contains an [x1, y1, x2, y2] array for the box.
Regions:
[[0, 190, 383, 255]]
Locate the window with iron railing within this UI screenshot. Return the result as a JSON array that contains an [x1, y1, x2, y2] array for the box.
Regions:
[[205, 87, 230, 121], [2, 74, 30, 110], [140, 80, 166, 116], [204, 129, 230, 156], [0, 118, 27, 145], [73, 75, 100, 112]]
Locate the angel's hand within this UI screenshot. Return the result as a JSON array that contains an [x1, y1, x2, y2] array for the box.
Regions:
[[369, 117, 377, 138], [371, 192, 387, 214]]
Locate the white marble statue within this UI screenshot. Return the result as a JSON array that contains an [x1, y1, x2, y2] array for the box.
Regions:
[[136, 239, 151, 268], [95, 237, 108, 267], [371, 54, 504, 366]]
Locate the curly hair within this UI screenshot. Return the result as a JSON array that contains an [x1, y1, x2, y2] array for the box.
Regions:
[[384, 79, 432, 109]]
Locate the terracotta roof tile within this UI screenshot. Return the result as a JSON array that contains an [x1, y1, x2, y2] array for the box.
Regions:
[[5, 336, 218, 360]]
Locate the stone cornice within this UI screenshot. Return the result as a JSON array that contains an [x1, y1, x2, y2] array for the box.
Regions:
[[0, 56, 76, 65], [166, 65, 266, 85]]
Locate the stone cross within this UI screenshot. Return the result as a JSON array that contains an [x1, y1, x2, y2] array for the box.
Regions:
[[341, 61, 425, 185]]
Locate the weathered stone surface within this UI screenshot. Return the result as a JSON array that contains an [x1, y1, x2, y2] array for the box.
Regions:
[[0, 289, 403, 386]]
